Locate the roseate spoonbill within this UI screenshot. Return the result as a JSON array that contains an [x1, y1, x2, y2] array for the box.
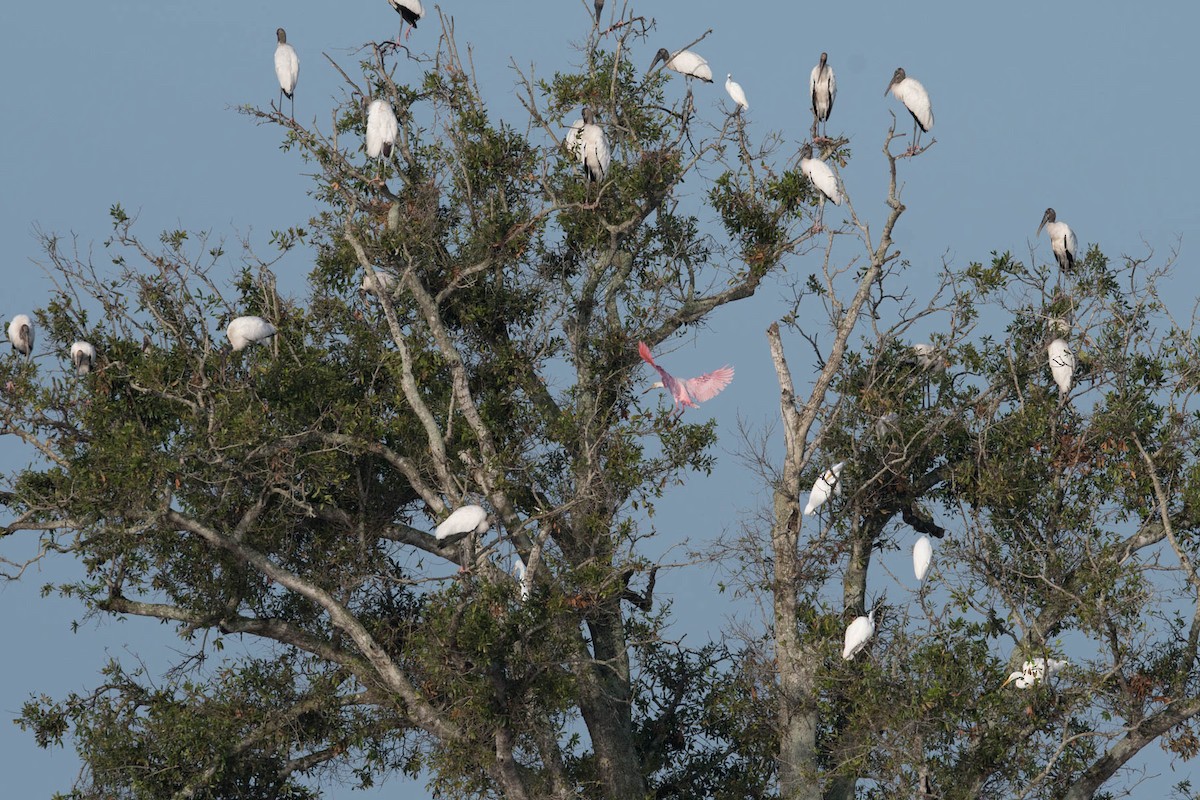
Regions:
[[842, 606, 876, 659], [725, 74, 748, 112], [388, 0, 424, 39], [1037, 208, 1077, 272], [913, 535, 932, 582], [800, 143, 840, 232], [8, 314, 33, 358], [365, 99, 398, 159], [803, 461, 845, 515], [1048, 338, 1075, 395], [649, 48, 713, 82], [70, 341, 96, 375], [810, 52, 835, 140], [577, 106, 610, 182], [886, 68, 933, 154], [274, 28, 298, 119], [227, 316, 277, 352], [638, 341, 734, 413], [435, 504, 490, 542], [1002, 658, 1068, 688]]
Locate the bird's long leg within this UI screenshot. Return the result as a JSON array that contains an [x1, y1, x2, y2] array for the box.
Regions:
[[813, 196, 826, 234], [289, 93, 295, 121]]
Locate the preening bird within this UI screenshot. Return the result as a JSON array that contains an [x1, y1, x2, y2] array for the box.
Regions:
[[809, 52, 836, 140], [638, 341, 734, 414], [913, 535, 933, 582], [725, 73, 749, 112], [360, 271, 398, 298], [7, 314, 33, 358], [886, 68, 933, 154], [274, 28, 299, 119], [842, 606, 876, 660], [70, 341, 96, 375], [799, 143, 841, 232], [803, 461, 845, 515], [512, 556, 531, 602], [577, 106, 610, 182], [387, 0, 424, 39], [1002, 657, 1068, 689], [1037, 208, 1077, 273], [1047, 338, 1075, 395], [226, 316, 277, 352], [365, 99, 398, 159], [435, 504, 490, 541], [649, 48, 713, 82]]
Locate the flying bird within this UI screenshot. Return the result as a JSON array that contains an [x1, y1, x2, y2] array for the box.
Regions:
[[913, 535, 933, 582], [7, 314, 33, 358], [70, 341, 96, 375], [809, 52, 836, 140], [1047, 338, 1075, 395], [577, 106, 610, 182], [227, 316, 277, 352], [638, 341, 734, 414], [387, 0, 424, 39], [365, 99, 398, 159], [1002, 657, 1068, 689], [1037, 208, 1077, 273], [435, 504, 490, 542], [842, 606, 876, 660], [886, 68, 933, 154], [274, 28, 299, 119], [649, 48, 713, 82], [799, 143, 841, 232], [803, 461, 845, 515], [725, 74, 749, 112]]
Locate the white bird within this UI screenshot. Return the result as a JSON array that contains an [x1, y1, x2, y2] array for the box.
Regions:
[[1037, 208, 1077, 273], [565, 117, 584, 158], [70, 341, 96, 375], [799, 143, 841, 232], [725, 73, 748, 112], [809, 52, 836, 140], [913, 535, 933, 582], [360, 271, 398, 298], [803, 461, 845, 515], [274, 28, 299, 119], [886, 67, 933, 154], [226, 316, 278, 352], [1002, 657, 1068, 689], [365, 99, 398, 159], [577, 106, 610, 182], [1047, 338, 1075, 395], [842, 606, 876, 660], [7, 314, 33, 358], [387, 0, 424, 39], [435, 504, 490, 541], [512, 556, 531, 602], [649, 48, 713, 83]]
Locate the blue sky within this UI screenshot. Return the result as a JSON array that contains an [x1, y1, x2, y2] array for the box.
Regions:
[[2, 1, 1197, 797]]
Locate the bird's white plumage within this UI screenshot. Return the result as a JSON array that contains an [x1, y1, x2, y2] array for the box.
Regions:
[[361, 271, 398, 297], [725, 74, 748, 111], [565, 118, 584, 157], [70, 341, 96, 375], [274, 29, 298, 99], [800, 151, 841, 206], [887, 72, 933, 132], [913, 535, 933, 582], [1002, 657, 1068, 689], [512, 556, 531, 602], [578, 116, 610, 182], [1038, 209, 1077, 272], [388, 0, 424, 26], [803, 461, 845, 515], [842, 607, 876, 660], [8, 314, 34, 357], [435, 504, 490, 540], [809, 54, 835, 128], [658, 49, 713, 82], [1048, 338, 1075, 394], [227, 316, 277, 352], [365, 99, 398, 159]]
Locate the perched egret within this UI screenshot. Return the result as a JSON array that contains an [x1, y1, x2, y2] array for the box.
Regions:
[[274, 28, 299, 119], [799, 143, 841, 232], [227, 316, 277, 352], [387, 0, 424, 39], [365, 99, 398, 159], [886, 68, 933, 154], [913, 535, 933, 582], [809, 52, 836, 140], [638, 341, 734, 414], [7, 314, 33, 358], [360, 271, 398, 299], [70, 341, 96, 375], [725, 73, 749, 112], [649, 48, 713, 83], [1037, 208, 1077, 273], [803, 461, 845, 515], [435, 504, 490, 542], [1002, 657, 1068, 689], [842, 606, 876, 660], [577, 106, 610, 182], [512, 556, 531, 602], [1047, 338, 1075, 395]]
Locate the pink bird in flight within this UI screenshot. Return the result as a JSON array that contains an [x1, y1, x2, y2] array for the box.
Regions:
[[638, 341, 734, 413]]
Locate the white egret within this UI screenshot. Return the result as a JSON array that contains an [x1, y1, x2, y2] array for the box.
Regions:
[[842, 606, 876, 660], [577, 106, 610, 182], [913, 535, 932, 582], [1037, 208, 1077, 273], [435, 504, 490, 541], [365, 99, 398, 159], [226, 316, 277, 352], [799, 143, 841, 232], [809, 52, 835, 140], [512, 556, 531, 602], [360, 271, 398, 298], [649, 48, 713, 83], [725, 74, 748, 112], [70, 341, 97, 375], [1048, 338, 1075, 395], [1002, 657, 1068, 689], [7, 314, 33, 358], [387, 0, 424, 39], [274, 28, 299, 120], [886, 67, 933, 154], [803, 461, 845, 515]]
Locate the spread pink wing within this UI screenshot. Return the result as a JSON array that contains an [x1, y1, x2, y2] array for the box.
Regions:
[[683, 365, 734, 403]]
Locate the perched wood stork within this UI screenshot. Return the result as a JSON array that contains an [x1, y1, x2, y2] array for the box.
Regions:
[[226, 316, 277, 352], [365, 99, 398, 159], [360, 271, 398, 299], [7, 314, 33, 358], [842, 606, 876, 660], [809, 52, 836, 140], [638, 341, 734, 414], [911, 342, 947, 406], [274, 28, 299, 120], [1037, 208, 1077, 272], [387, 0, 424, 39], [577, 106, 610, 182], [799, 143, 841, 232], [803, 461, 845, 515], [1047, 338, 1075, 395], [886, 68, 933, 154], [649, 48, 713, 83], [725, 74, 749, 112], [1002, 657, 1068, 689], [435, 504, 490, 542], [913, 535, 933, 582], [70, 341, 96, 375]]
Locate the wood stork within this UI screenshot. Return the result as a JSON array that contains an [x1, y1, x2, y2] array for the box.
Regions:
[[7, 314, 33, 358], [1047, 338, 1075, 395], [435, 504, 490, 542], [809, 52, 835, 140], [365, 99, 398, 159], [577, 106, 610, 182], [274, 28, 299, 120], [842, 606, 876, 660], [360, 271, 398, 299], [1002, 657, 1068, 689], [649, 48, 713, 83], [387, 0, 424, 39], [725, 74, 748, 112], [799, 143, 841, 232], [70, 341, 96, 375], [886, 68, 933, 155], [803, 461, 845, 515], [1037, 208, 1077, 272], [913, 535, 933, 582], [226, 316, 277, 352]]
